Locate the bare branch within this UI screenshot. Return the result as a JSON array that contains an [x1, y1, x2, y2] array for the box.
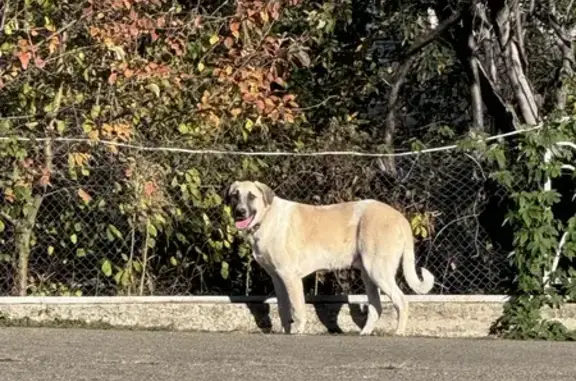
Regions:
[[383, 9, 463, 149], [0, 0, 9, 32]]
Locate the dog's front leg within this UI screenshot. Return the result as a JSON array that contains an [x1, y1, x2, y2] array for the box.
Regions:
[[279, 273, 307, 335], [271, 274, 292, 334]]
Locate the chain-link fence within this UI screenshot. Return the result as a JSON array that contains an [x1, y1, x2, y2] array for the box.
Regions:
[[0, 139, 513, 297]]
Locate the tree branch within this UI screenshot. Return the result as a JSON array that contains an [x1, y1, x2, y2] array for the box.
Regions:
[[400, 10, 463, 60], [0, 211, 15, 226], [463, 4, 484, 131]]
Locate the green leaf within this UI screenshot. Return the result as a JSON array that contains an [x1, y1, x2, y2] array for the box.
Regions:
[[113, 270, 122, 284], [107, 224, 123, 241], [146, 83, 160, 98], [121, 270, 132, 286], [90, 105, 101, 119], [56, 120, 66, 133], [220, 261, 229, 279], [170, 256, 178, 266], [0, 220, 4, 233], [244, 119, 254, 131], [70, 234, 78, 244], [209, 34, 220, 45], [47, 246, 54, 256], [148, 223, 158, 238], [132, 261, 142, 273], [76, 248, 86, 257], [178, 123, 189, 134], [101, 259, 113, 277]]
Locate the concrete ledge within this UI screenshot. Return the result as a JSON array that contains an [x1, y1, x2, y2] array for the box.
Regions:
[[0, 295, 574, 338]]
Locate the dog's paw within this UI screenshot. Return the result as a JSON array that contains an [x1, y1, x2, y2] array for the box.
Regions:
[[290, 323, 307, 335]]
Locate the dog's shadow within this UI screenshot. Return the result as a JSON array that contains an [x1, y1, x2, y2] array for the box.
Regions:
[[312, 303, 366, 334], [246, 302, 273, 333], [244, 299, 367, 334]]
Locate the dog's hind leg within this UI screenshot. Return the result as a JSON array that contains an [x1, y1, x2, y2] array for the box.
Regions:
[[359, 266, 382, 336], [364, 259, 409, 336]]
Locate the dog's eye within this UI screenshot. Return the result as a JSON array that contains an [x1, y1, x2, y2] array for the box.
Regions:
[[247, 192, 256, 201]]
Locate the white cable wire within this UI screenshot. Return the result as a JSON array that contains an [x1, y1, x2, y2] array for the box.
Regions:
[[0, 124, 543, 158]]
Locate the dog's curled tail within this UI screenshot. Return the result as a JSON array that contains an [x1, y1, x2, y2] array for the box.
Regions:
[[402, 230, 434, 294]]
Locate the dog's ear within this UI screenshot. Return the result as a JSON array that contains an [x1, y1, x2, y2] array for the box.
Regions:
[[254, 181, 275, 206], [223, 181, 239, 205]]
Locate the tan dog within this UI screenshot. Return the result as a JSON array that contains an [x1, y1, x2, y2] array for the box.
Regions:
[[224, 180, 434, 335]]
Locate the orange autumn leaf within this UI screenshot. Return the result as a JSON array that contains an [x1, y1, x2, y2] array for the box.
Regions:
[[39, 167, 52, 186], [230, 21, 240, 33], [143, 181, 157, 197], [17, 52, 32, 70], [78, 188, 92, 203], [284, 112, 295, 124], [108, 72, 118, 85], [4, 188, 15, 203]]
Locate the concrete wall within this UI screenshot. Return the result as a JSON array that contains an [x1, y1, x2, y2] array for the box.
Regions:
[[1, 296, 575, 337]]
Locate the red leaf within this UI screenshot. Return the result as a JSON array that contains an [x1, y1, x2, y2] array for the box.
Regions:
[[242, 93, 257, 103], [151, 31, 159, 42], [224, 37, 234, 49], [108, 72, 118, 85], [129, 24, 139, 36], [256, 100, 265, 111], [17, 52, 32, 70], [21, 158, 33, 168]]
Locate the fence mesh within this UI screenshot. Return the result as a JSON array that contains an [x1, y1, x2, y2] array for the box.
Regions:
[[0, 139, 513, 296]]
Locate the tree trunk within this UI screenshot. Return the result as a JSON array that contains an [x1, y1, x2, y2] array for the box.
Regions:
[[13, 195, 42, 296], [463, 7, 485, 131], [488, 0, 540, 125], [544, 5, 575, 111]]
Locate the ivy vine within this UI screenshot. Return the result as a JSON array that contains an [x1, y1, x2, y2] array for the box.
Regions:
[[458, 117, 576, 340]]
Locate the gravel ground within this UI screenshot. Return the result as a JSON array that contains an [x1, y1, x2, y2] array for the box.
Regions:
[[0, 328, 574, 381]]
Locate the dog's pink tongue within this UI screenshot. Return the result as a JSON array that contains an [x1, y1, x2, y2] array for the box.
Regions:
[[235, 218, 252, 230]]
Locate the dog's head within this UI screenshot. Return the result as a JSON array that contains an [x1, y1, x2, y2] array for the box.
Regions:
[[223, 181, 275, 231]]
